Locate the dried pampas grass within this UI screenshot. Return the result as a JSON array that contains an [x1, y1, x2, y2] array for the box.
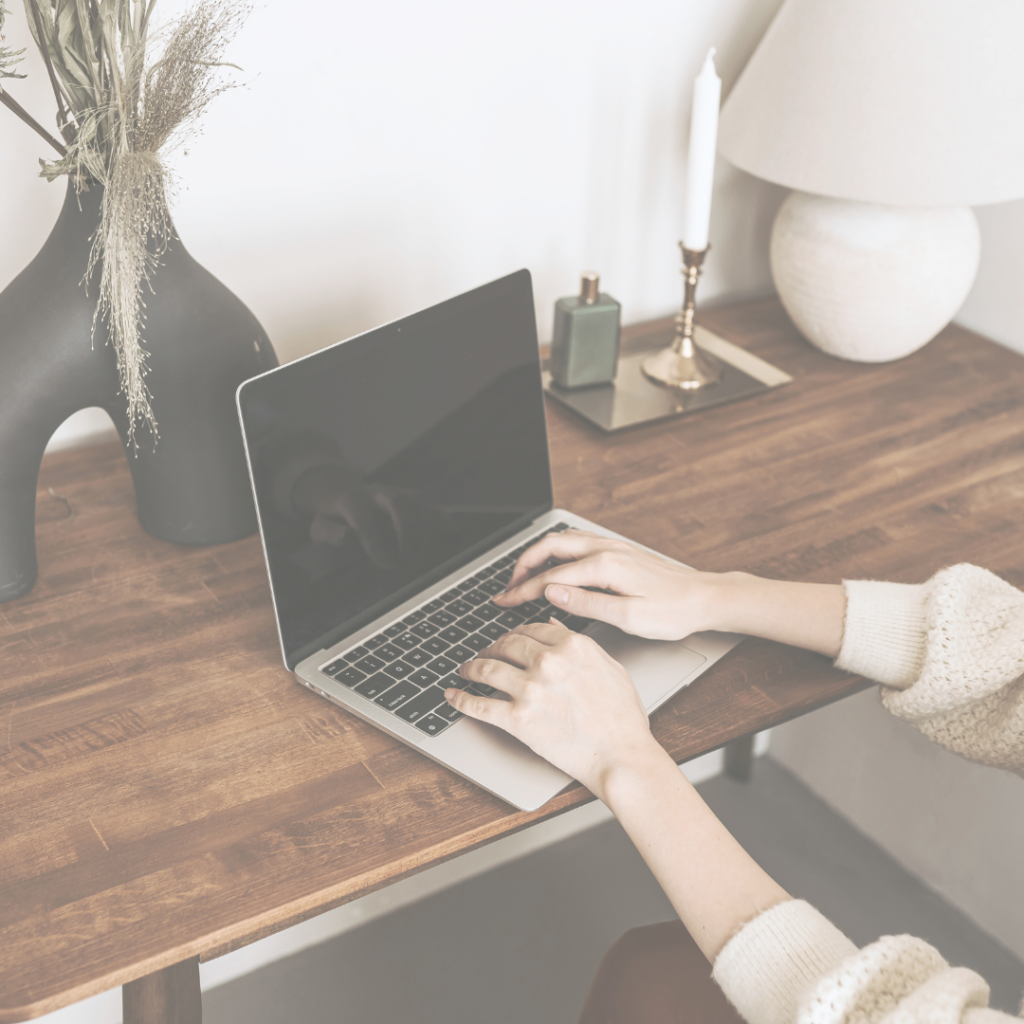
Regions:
[[20, 0, 250, 448], [0, 0, 25, 82]]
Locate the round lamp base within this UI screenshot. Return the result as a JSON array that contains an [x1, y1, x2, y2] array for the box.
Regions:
[[770, 192, 981, 363]]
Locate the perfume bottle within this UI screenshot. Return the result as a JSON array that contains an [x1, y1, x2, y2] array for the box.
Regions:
[[550, 272, 622, 389]]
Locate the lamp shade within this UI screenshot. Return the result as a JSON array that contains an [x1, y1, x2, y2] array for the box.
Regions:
[[718, 0, 1024, 207]]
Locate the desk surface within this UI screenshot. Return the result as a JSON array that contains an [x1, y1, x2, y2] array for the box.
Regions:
[[4, 298, 1024, 1020]]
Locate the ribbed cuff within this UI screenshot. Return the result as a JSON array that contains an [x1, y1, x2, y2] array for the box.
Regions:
[[713, 900, 858, 1024], [836, 580, 928, 689]]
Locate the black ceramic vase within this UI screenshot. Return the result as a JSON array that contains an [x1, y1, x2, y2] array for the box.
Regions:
[[0, 181, 279, 603]]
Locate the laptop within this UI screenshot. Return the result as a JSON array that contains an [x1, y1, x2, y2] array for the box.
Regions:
[[236, 269, 741, 811]]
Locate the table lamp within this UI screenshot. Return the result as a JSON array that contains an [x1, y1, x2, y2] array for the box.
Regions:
[[717, 0, 1024, 362]]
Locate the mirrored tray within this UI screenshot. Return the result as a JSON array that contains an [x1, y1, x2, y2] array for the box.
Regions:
[[543, 324, 792, 433]]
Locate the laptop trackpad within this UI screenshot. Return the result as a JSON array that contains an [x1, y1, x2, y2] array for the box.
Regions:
[[587, 623, 707, 710]]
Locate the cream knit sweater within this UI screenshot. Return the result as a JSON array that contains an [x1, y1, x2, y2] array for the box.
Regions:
[[712, 564, 1024, 1024]]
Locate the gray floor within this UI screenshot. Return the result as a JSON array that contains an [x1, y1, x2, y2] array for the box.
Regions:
[[204, 758, 1024, 1023]]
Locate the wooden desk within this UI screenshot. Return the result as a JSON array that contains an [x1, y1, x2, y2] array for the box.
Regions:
[[4, 297, 1024, 1022]]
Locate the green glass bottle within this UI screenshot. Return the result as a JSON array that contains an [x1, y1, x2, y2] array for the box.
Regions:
[[550, 272, 621, 389]]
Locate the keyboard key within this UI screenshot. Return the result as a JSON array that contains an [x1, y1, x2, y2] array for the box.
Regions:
[[455, 614, 484, 633], [479, 622, 509, 641], [365, 634, 387, 649], [445, 644, 473, 664], [415, 714, 450, 736], [409, 667, 440, 688], [441, 588, 462, 602], [376, 643, 403, 661], [549, 607, 571, 622], [384, 660, 414, 679], [493, 555, 513, 569], [410, 621, 439, 639], [494, 568, 513, 585], [473, 567, 496, 581], [384, 623, 406, 639], [457, 580, 478, 592], [396, 686, 448, 722], [462, 589, 488, 606], [468, 684, 507, 700], [496, 610, 524, 629], [323, 658, 347, 676], [355, 672, 393, 698], [392, 632, 419, 651], [343, 646, 370, 662], [438, 625, 468, 644], [355, 655, 386, 674], [422, 599, 445, 614], [475, 603, 502, 621], [434, 701, 463, 723], [403, 610, 426, 626], [421, 636, 450, 656], [564, 615, 593, 632], [429, 609, 457, 627], [439, 672, 469, 690], [516, 600, 542, 617], [403, 648, 432, 667], [428, 656, 458, 675], [479, 578, 505, 595], [333, 665, 367, 687], [462, 633, 491, 652], [375, 679, 420, 710], [446, 599, 473, 617]]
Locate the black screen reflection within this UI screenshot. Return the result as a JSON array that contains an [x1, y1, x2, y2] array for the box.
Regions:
[[240, 273, 553, 665]]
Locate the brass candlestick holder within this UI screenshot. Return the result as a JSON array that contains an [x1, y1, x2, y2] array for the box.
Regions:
[[641, 243, 721, 390]]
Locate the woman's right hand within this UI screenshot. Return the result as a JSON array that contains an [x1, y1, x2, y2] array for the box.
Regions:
[[494, 530, 719, 641]]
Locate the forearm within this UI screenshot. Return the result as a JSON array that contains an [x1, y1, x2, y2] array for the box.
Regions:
[[599, 742, 791, 964], [702, 573, 846, 659]]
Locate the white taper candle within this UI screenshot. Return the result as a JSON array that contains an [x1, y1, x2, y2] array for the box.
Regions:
[[683, 48, 722, 251]]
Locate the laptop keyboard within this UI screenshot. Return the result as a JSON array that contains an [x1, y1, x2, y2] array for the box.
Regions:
[[317, 523, 592, 737]]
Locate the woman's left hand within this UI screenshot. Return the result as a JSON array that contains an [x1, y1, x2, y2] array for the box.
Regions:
[[447, 620, 658, 799]]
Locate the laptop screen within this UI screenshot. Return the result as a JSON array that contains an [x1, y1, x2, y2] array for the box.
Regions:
[[238, 270, 554, 668]]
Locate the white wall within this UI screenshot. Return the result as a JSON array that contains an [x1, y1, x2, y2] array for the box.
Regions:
[[958, 199, 1024, 354], [1, 0, 789, 453]]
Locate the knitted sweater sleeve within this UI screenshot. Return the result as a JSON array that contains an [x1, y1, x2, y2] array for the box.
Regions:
[[836, 563, 1024, 773], [713, 565, 1024, 1024]]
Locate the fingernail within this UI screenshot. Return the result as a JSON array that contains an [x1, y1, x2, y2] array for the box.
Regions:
[[547, 584, 569, 605]]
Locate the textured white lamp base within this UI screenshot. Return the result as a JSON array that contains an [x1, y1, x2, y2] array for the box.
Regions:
[[770, 192, 981, 362]]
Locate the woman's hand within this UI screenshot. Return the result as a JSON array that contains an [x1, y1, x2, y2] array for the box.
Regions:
[[447, 617, 792, 961], [447, 619, 659, 799], [494, 529, 717, 641], [495, 529, 847, 658]]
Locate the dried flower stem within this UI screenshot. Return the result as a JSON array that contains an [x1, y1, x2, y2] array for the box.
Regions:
[[26, 0, 70, 138], [0, 87, 66, 154]]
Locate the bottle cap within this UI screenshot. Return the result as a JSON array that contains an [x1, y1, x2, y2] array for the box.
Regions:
[[579, 272, 600, 305]]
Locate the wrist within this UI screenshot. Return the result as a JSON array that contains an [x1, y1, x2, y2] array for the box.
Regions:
[[595, 738, 686, 812], [697, 570, 765, 634], [699, 573, 846, 657]]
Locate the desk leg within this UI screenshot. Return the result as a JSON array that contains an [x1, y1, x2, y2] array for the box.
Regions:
[[724, 735, 754, 782], [123, 957, 201, 1024]]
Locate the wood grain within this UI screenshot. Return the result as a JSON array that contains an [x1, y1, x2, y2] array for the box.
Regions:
[[4, 298, 1024, 1020]]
